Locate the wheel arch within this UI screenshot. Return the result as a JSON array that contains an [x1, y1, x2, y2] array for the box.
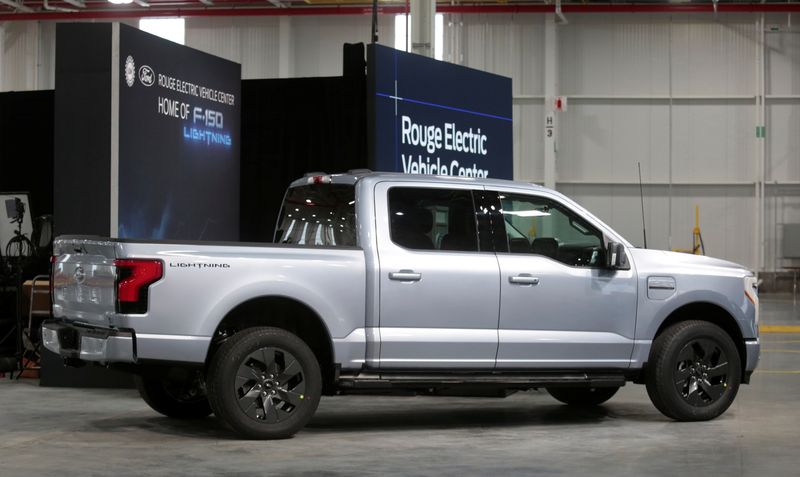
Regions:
[[654, 301, 747, 382], [206, 295, 336, 394]]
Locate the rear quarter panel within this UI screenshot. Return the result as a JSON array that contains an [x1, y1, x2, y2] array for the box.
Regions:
[[110, 242, 366, 358]]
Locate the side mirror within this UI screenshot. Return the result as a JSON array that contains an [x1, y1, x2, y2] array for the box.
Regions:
[[605, 242, 630, 270]]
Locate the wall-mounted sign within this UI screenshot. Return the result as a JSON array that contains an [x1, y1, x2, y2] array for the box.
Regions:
[[368, 44, 513, 180]]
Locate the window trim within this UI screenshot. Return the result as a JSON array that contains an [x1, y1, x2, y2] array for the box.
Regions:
[[490, 191, 608, 269]]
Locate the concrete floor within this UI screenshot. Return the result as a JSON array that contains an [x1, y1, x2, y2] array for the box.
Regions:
[[1, 294, 798, 476]]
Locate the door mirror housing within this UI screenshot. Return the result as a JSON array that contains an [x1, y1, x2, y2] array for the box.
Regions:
[[606, 242, 630, 270]]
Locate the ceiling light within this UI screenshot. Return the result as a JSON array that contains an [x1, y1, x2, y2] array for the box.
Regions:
[[108, 0, 134, 4]]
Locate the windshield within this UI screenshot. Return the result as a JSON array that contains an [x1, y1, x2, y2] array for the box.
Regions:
[[274, 184, 357, 247]]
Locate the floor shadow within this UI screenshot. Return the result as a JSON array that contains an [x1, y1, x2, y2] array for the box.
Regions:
[[89, 415, 237, 439], [87, 399, 661, 440], [306, 402, 661, 434]]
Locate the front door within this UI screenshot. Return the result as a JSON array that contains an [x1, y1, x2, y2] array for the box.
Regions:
[[375, 182, 500, 369], [489, 189, 638, 369]]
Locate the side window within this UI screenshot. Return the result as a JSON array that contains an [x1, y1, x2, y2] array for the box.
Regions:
[[388, 187, 479, 252], [499, 194, 604, 267]]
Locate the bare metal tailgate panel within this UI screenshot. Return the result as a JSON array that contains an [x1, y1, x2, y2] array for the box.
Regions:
[[52, 237, 119, 326]]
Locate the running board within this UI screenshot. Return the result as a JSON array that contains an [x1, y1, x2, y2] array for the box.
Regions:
[[337, 371, 627, 390]]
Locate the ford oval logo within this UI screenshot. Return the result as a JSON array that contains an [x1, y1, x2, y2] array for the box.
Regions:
[[138, 65, 155, 87], [73, 266, 86, 285]]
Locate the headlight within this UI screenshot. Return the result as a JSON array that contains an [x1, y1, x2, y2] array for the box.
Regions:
[[744, 276, 759, 328]]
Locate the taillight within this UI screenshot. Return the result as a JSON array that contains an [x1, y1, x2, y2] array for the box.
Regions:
[[114, 259, 163, 314], [307, 175, 331, 185]]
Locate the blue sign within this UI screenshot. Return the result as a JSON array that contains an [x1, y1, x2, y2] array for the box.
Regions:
[[368, 44, 513, 180], [118, 24, 240, 241]]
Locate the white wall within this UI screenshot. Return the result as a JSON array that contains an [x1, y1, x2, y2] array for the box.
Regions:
[[184, 15, 394, 79], [556, 14, 760, 268], [2, 12, 798, 271], [0, 15, 393, 90], [451, 12, 797, 271], [0, 21, 54, 91]]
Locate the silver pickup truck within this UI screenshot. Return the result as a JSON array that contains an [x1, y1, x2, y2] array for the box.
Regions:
[[43, 171, 760, 439]]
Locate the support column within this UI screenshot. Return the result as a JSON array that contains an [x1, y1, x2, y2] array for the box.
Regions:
[[278, 16, 293, 79], [543, 13, 558, 189], [410, 0, 435, 58]]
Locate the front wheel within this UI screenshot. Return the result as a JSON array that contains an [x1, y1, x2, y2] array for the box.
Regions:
[[645, 320, 741, 421], [206, 327, 322, 439], [547, 386, 619, 406]]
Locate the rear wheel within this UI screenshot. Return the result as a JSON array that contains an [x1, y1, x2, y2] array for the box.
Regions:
[[135, 375, 212, 419], [547, 386, 619, 406], [645, 320, 741, 421], [206, 327, 321, 439]]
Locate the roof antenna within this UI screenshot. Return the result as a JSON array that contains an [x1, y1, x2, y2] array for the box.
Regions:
[[638, 162, 648, 249]]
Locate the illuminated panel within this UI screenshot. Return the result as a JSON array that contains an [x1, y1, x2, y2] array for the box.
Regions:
[[117, 24, 241, 240], [368, 44, 512, 180]]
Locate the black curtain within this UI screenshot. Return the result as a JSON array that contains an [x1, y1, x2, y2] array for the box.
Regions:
[[0, 91, 54, 369], [0, 91, 54, 217], [240, 75, 368, 242]]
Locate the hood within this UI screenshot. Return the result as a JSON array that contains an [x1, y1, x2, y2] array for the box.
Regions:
[[629, 248, 752, 276]]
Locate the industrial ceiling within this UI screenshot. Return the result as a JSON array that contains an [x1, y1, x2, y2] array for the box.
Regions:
[[3, 1, 800, 22]]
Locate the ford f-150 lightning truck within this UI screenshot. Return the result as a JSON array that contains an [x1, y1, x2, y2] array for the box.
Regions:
[[43, 171, 760, 439]]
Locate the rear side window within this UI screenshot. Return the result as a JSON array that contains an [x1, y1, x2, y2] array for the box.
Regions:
[[275, 184, 356, 247], [388, 187, 479, 252]]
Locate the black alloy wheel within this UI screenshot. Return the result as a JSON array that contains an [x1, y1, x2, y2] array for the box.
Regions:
[[673, 338, 731, 406], [207, 327, 322, 439], [645, 320, 741, 421], [235, 347, 307, 424]]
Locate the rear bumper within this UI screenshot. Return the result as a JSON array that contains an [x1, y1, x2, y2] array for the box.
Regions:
[[41, 320, 211, 365], [42, 320, 135, 363]]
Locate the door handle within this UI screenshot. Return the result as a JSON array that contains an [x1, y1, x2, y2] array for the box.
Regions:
[[509, 275, 540, 286], [389, 270, 422, 282]]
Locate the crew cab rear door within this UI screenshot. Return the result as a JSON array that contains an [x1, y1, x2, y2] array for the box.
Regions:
[[374, 181, 500, 369], [486, 189, 637, 369]]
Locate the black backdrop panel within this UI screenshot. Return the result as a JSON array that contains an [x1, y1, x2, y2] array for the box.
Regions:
[[240, 76, 367, 242], [0, 91, 54, 364], [49, 23, 126, 387], [54, 23, 112, 237], [0, 91, 54, 219]]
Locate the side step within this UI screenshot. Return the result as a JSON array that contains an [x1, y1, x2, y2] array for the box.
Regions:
[[337, 371, 627, 390]]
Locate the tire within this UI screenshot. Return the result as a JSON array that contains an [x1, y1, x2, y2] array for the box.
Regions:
[[135, 375, 213, 419], [547, 386, 619, 406], [206, 327, 322, 440], [645, 320, 741, 421]]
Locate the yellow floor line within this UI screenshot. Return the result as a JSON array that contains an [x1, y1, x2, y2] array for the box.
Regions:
[[761, 349, 800, 353], [759, 340, 800, 344], [755, 370, 800, 374], [759, 325, 800, 333]]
